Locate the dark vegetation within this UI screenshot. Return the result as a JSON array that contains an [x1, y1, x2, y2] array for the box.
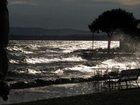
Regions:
[[89, 8, 140, 53]]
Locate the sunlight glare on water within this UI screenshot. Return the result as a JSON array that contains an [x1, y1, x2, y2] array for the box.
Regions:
[[8, 40, 140, 79], [25, 57, 86, 64]]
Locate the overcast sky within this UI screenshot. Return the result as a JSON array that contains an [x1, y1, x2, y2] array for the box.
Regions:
[[8, 0, 140, 30]]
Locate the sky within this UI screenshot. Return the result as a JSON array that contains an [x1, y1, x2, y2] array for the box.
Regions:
[[8, 0, 140, 30]]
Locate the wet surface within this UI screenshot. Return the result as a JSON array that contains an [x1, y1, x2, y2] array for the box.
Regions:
[[0, 82, 97, 104]]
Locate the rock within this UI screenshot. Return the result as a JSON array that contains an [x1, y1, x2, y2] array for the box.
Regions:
[[10, 81, 28, 89]]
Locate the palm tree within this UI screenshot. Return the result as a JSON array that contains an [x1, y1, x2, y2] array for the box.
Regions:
[[89, 8, 137, 53]]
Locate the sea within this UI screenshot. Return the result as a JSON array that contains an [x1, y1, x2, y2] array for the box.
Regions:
[[7, 40, 140, 81], [1, 40, 140, 104]]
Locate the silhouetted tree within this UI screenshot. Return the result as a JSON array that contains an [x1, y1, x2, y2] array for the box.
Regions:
[[89, 8, 137, 53], [135, 19, 140, 38], [136, 19, 140, 28]]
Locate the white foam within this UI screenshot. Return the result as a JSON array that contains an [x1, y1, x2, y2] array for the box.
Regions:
[[27, 69, 42, 74], [62, 41, 119, 53], [102, 59, 140, 70], [64, 65, 95, 73], [25, 57, 85, 64], [8, 46, 33, 54], [53, 69, 64, 76]]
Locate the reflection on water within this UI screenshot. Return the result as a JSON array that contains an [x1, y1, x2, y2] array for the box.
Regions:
[[25, 57, 85, 64], [7, 40, 140, 81]]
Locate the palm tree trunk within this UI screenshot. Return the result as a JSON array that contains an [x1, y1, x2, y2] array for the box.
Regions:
[[107, 33, 112, 54], [92, 33, 94, 50]]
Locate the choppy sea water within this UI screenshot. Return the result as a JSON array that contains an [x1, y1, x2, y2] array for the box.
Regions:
[[1, 40, 140, 104], [7, 40, 140, 81]]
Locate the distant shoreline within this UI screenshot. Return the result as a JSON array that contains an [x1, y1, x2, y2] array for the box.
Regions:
[[9, 35, 119, 41]]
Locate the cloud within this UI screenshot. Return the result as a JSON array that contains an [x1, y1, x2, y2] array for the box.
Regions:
[[95, 0, 140, 6], [8, 0, 140, 30], [8, 0, 140, 6], [58, 0, 140, 6], [8, 0, 36, 5]]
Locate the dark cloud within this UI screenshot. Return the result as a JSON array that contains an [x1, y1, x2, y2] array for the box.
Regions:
[[8, 0, 140, 30]]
